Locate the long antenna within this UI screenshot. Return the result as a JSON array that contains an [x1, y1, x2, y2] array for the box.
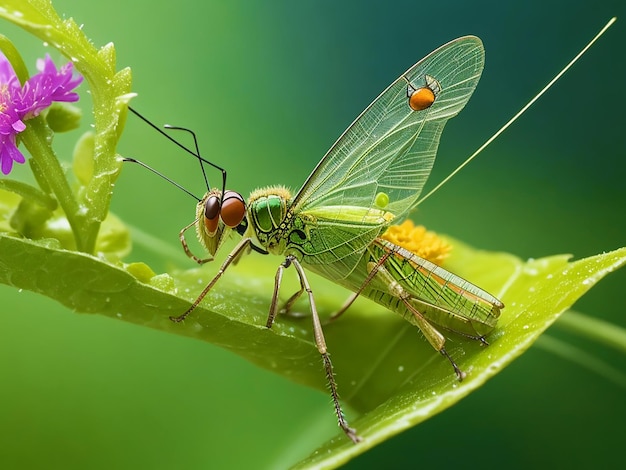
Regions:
[[416, 17, 616, 206], [164, 124, 210, 192], [127, 106, 227, 198], [122, 157, 201, 201]]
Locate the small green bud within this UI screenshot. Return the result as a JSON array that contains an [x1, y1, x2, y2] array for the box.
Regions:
[[46, 102, 82, 132]]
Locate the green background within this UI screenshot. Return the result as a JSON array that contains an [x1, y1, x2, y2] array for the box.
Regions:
[[1, 0, 624, 468]]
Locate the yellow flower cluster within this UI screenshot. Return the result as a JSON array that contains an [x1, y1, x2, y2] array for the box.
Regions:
[[381, 220, 451, 265]]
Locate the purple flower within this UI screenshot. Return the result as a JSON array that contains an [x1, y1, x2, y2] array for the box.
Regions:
[[0, 52, 83, 175]]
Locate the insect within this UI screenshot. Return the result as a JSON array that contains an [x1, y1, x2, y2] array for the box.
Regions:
[[125, 18, 615, 444]]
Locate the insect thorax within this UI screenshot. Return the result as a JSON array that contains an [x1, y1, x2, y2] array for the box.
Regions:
[[247, 185, 295, 255]]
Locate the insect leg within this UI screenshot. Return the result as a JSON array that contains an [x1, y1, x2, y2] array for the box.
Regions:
[[280, 286, 306, 316], [267, 258, 305, 328], [180, 218, 212, 264], [328, 248, 394, 322], [399, 298, 466, 381], [281, 255, 361, 443], [267, 258, 288, 328], [365, 259, 466, 381], [170, 237, 252, 322]]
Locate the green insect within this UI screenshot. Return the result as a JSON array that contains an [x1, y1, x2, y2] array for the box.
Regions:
[[127, 18, 614, 443], [172, 36, 498, 443]]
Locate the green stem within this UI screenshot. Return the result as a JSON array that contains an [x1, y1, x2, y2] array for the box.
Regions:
[[20, 118, 87, 249], [0, 179, 57, 211], [535, 335, 626, 389], [554, 310, 626, 354]]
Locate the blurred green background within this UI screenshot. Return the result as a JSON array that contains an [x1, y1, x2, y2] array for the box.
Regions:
[[1, 0, 624, 468]]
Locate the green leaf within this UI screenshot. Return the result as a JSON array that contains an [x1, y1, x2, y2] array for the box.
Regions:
[[0, 230, 624, 468], [0, 33, 30, 82], [0, 189, 130, 257]]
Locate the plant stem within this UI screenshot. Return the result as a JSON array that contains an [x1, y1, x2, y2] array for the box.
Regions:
[[535, 335, 626, 389], [554, 310, 626, 354], [0, 179, 57, 210], [20, 117, 89, 250]]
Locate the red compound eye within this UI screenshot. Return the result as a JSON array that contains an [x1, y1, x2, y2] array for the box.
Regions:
[[220, 190, 246, 228], [204, 195, 220, 234]]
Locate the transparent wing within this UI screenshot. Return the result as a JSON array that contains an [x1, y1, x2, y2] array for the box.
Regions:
[[288, 37, 484, 279], [294, 36, 484, 217]]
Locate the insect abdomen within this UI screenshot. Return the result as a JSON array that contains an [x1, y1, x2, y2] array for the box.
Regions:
[[362, 239, 502, 338]]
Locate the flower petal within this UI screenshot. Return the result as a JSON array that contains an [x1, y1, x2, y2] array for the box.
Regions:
[[0, 51, 20, 87], [19, 54, 83, 118], [0, 133, 25, 175], [12, 119, 25, 132], [0, 52, 83, 175]]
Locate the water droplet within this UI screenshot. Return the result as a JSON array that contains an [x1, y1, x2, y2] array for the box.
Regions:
[[398, 365, 404, 372]]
